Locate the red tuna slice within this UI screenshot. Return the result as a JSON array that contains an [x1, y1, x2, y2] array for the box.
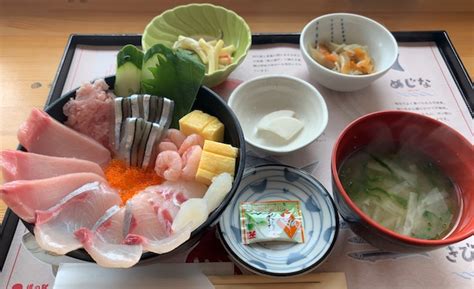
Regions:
[[0, 172, 106, 223], [75, 206, 142, 268], [17, 108, 111, 167], [34, 182, 121, 255], [0, 150, 104, 182], [63, 79, 115, 151], [123, 191, 191, 254]]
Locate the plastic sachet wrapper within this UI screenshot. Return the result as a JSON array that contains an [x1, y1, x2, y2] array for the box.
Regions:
[[240, 200, 304, 245]]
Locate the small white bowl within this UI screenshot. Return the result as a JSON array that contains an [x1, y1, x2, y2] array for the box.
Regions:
[[300, 13, 398, 92], [228, 75, 328, 155]]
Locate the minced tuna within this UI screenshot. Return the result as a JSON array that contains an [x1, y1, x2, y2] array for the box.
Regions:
[[63, 79, 115, 152]]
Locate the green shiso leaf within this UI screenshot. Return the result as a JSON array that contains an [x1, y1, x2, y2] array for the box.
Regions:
[[141, 44, 205, 128]]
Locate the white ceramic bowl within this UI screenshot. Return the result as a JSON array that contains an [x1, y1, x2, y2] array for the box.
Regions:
[[228, 75, 328, 155], [300, 13, 398, 92]]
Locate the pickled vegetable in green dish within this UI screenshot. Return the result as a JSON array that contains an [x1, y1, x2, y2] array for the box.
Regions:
[[339, 145, 460, 240]]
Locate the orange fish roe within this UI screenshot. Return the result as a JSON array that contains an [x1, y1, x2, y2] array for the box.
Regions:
[[104, 159, 163, 204]]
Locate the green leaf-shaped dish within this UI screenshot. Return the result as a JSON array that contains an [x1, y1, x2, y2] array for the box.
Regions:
[[142, 3, 252, 87]]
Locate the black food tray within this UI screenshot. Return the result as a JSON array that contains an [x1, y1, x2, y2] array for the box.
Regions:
[[1, 31, 473, 270]]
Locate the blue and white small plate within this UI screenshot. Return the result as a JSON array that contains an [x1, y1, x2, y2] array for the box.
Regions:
[[218, 164, 339, 276]]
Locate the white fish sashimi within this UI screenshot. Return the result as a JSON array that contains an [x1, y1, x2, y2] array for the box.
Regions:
[[0, 173, 106, 223], [76, 228, 142, 268], [34, 182, 121, 255], [146, 180, 208, 204], [0, 150, 104, 182], [124, 225, 191, 255], [75, 206, 142, 268], [125, 191, 175, 240], [123, 190, 192, 254], [203, 173, 233, 213]]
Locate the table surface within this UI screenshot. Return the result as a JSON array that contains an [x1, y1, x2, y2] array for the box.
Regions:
[[0, 0, 473, 220]]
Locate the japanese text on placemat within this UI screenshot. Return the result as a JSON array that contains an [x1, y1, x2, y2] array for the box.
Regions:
[[251, 53, 303, 73], [394, 100, 451, 122]]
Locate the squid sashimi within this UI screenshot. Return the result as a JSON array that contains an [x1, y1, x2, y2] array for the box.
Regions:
[[171, 198, 208, 232], [34, 182, 121, 254], [0, 172, 106, 223], [123, 191, 190, 254], [0, 150, 104, 182], [17, 108, 111, 167], [203, 172, 233, 213], [75, 206, 142, 268]]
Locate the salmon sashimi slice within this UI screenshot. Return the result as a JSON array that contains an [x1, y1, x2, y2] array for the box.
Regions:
[[75, 206, 142, 268], [34, 182, 121, 254], [0, 150, 104, 182], [123, 190, 191, 254], [17, 108, 111, 167], [0, 172, 106, 223]]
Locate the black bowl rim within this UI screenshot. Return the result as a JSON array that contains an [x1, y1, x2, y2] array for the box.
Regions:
[[217, 164, 340, 277], [21, 75, 246, 262]]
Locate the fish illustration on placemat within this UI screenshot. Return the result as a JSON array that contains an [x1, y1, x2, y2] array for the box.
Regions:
[[347, 235, 368, 244], [347, 249, 431, 263], [391, 53, 405, 72], [452, 271, 474, 280]]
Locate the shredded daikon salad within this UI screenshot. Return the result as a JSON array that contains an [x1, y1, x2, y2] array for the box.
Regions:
[[173, 36, 236, 74], [309, 41, 375, 75]]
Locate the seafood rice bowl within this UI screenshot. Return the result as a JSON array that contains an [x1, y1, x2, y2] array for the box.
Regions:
[[0, 42, 245, 268]]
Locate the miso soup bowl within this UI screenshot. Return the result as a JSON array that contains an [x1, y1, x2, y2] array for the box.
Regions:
[[331, 110, 474, 252]]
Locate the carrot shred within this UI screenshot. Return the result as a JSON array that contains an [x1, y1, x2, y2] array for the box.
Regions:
[[325, 54, 338, 62]]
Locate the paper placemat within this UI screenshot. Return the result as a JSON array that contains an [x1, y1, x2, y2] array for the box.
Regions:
[[1, 42, 472, 289]]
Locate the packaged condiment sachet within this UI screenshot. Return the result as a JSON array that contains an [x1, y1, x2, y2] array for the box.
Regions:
[[240, 200, 304, 245]]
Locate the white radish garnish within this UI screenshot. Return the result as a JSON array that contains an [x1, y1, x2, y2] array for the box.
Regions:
[[257, 110, 295, 130], [258, 116, 304, 141], [172, 198, 208, 232], [203, 173, 233, 213]]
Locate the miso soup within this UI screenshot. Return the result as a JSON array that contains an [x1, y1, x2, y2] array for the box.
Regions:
[[338, 145, 460, 240]]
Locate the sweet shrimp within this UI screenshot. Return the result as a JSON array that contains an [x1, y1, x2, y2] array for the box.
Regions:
[[166, 129, 186, 149], [158, 140, 178, 153], [181, 145, 202, 181], [154, 151, 183, 181], [178, 134, 204, 155]]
